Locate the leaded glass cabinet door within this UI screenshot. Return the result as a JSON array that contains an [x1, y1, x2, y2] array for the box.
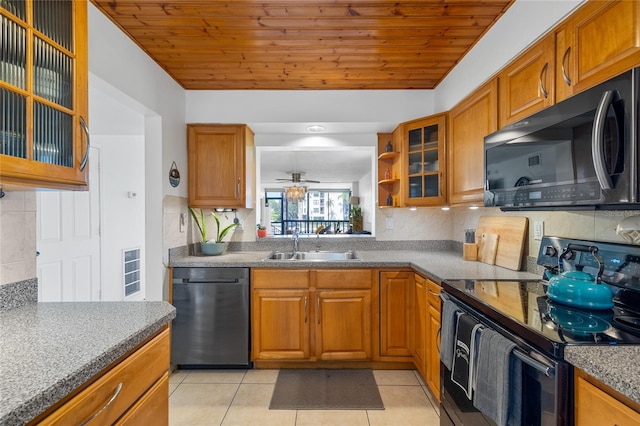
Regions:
[[403, 114, 447, 207], [0, 0, 89, 189]]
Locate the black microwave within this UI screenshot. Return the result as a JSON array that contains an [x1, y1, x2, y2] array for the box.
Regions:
[[484, 67, 639, 210]]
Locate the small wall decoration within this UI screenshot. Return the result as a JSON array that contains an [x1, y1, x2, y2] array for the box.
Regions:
[[169, 161, 181, 187]]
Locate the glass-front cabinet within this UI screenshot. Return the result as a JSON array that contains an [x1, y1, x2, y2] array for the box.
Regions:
[[403, 114, 446, 206], [0, 0, 89, 190]]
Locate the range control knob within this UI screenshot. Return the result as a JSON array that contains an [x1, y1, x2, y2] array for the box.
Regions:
[[543, 245, 557, 257]]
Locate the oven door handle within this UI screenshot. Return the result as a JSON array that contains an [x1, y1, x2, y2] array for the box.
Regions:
[[513, 349, 555, 378]]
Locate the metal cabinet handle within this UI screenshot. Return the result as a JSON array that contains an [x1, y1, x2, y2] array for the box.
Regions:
[[436, 326, 441, 352], [539, 63, 549, 99], [428, 290, 440, 297], [561, 46, 572, 86], [236, 177, 241, 198], [591, 90, 616, 190], [304, 296, 308, 323], [317, 298, 321, 324], [79, 116, 90, 171], [79, 382, 123, 426]]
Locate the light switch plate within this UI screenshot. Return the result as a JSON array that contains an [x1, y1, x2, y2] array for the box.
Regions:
[[385, 218, 394, 230], [534, 220, 544, 240]]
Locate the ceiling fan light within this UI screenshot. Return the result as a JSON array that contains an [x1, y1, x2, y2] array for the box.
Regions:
[[285, 185, 307, 203], [306, 125, 325, 133]]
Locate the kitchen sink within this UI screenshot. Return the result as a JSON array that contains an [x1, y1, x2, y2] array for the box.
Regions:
[[263, 251, 361, 261]]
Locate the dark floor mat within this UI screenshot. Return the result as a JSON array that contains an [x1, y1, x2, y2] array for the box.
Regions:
[[269, 369, 384, 410]]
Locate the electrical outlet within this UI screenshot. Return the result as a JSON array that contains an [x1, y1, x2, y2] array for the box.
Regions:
[[179, 213, 186, 233], [385, 218, 394, 230], [534, 220, 544, 240], [238, 219, 244, 231]]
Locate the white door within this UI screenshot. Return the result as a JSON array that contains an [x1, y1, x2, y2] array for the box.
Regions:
[[37, 147, 102, 302]]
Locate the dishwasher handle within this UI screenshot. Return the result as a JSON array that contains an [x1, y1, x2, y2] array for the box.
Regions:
[[178, 278, 241, 284]]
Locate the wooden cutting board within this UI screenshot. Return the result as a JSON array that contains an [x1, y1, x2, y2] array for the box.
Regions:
[[477, 233, 499, 265], [476, 216, 529, 271]]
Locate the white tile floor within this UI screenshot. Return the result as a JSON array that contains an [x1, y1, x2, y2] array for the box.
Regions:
[[169, 369, 440, 426]]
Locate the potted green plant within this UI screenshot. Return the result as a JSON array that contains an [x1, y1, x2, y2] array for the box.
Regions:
[[189, 207, 238, 255], [256, 224, 267, 238], [350, 206, 363, 232]]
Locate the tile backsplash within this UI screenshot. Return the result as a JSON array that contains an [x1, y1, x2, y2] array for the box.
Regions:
[[0, 191, 37, 286]]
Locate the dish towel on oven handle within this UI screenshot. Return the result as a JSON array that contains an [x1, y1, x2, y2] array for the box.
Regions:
[[473, 328, 523, 426], [451, 312, 483, 399], [439, 294, 463, 370]]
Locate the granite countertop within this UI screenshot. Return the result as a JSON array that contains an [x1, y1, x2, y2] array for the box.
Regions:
[[172, 248, 640, 407], [171, 249, 540, 282], [0, 301, 176, 426]]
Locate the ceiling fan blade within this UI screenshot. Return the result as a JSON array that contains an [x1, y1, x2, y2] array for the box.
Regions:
[[300, 179, 320, 183], [276, 178, 293, 181]]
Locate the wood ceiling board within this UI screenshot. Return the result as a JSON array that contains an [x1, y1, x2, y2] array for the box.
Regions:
[[91, 0, 514, 90], [476, 216, 528, 271]]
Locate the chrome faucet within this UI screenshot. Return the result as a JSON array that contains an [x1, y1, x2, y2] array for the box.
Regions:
[[315, 233, 321, 252], [292, 229, 300, 252]]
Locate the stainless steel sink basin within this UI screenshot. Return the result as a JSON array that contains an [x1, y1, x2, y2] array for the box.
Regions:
[[264, 251, 361, 261]]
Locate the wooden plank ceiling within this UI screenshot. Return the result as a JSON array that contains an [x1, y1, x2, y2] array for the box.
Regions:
[[91, 1, 514, 90]]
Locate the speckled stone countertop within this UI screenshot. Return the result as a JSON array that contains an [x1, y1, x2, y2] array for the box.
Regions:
[[0, 301, 176, 426], [172, 247, 640, 407], [565, 346, 640, 405], [171, 249, 541, 282]]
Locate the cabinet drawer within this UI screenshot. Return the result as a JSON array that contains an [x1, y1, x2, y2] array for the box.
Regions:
[[115, 373, 169, 426], [252, 269, 310, 289], [315, 269, 372, 289], [426, 280, 441, 310], [39, 328, 170, 426]]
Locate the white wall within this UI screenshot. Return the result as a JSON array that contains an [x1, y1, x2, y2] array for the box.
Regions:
[[434, 0, 584, 110], [88, 3, 186, 301]]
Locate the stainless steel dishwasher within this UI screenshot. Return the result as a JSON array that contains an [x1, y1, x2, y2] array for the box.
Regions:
[[171, 267, 251, 367]]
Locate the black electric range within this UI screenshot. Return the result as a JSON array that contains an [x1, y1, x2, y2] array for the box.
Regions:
[[443, 236, 640, 360]]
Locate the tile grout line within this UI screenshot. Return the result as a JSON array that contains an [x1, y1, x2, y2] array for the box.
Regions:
[[219, 370, 247, 426]]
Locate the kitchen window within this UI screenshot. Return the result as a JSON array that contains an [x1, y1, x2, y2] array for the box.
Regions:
[[265, 190, 351, 235]]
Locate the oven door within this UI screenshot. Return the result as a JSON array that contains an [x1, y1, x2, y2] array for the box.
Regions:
[[439, 294, 572, 426]]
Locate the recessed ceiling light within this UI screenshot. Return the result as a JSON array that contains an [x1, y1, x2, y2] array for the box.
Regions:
[[306, 125, 325, 133]]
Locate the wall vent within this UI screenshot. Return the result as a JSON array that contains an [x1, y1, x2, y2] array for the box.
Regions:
[[123, 248, 141, 297]]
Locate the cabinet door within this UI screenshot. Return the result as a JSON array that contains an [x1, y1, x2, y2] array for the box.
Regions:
[[402, 114, 446, 207], [252, 289, 310, 360], [0, 0, 89, 190], [575, 371, 640, 426], [380, 271, 414, 357], [315, 290, 372, 361], [448, 78, 498, 206], [187, 124, 255, 209], [499, 33, 555, 127], [558, 0, 640, 102], [413, 274, 427, 379]]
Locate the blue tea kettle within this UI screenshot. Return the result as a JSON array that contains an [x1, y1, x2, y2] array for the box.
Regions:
[[546, 244, 613, 310]]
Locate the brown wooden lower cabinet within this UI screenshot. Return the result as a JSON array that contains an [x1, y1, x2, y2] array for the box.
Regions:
[[575, 368, 640, 426], [36, 327, 170, 426], [413, 274, 428, 378], [315, 290, 372, 361], [426, 279, 442, 401], [380, 271, 414, 357], [251, 268, 372, 362]]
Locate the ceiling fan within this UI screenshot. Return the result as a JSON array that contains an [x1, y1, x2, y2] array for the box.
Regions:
[[276, 172, 320, 184]]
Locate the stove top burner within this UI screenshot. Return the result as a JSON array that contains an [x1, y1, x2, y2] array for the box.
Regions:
[[611, 315, 640, 337], [546, 301, 613, 335]]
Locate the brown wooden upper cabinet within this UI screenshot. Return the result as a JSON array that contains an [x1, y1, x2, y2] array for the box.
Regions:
[[0, 0, 89, 190], [448, 78, 498, 206], [402, 114, 447, 207], [556, 0, 640, 103], [187, 124, 255, 209], [499, 33, 555, 128]]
